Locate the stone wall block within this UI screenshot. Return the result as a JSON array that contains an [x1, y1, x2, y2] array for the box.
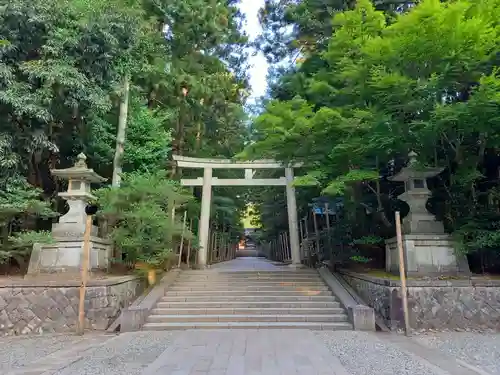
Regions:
[[340, 271, 500, 331], [0, 277, 143, 336]]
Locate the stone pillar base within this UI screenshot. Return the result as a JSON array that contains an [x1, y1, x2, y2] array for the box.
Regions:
[[27, 236, 112, 275], [385, 234, 470, 276]]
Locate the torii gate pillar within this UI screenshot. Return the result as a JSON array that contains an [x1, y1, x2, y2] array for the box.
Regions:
[[198, 167, 213, 267], [285, 167, 301, 266]]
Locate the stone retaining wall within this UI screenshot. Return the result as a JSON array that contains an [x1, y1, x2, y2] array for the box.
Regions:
[[339, 270, 500, 331], [0, 276, 144, 336]]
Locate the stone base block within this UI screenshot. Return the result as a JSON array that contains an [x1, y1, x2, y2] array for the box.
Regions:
[[386, 234, 470, 276], [288, 263, 305, 269], [27, 236, 112, 275], [349, 305, 376, 332], [52, 222, 99, 237]]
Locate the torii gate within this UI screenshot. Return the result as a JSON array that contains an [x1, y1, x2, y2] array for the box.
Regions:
[[172, 155, 303, 268]]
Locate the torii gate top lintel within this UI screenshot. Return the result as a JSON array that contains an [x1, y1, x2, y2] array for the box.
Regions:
[[172, 154, 302, 169]]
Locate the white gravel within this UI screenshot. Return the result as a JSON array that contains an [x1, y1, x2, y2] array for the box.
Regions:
[[0, 334, 84, 373], [316, 331, 441, 375], [53, 331, 175, 375], [414, 332, 500, 375]]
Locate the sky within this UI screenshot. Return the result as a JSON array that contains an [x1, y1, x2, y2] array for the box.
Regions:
[[239, 0, 269, 100]]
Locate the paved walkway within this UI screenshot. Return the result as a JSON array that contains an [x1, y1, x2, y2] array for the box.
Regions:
[[210, 256, 284, 271], [2, 330, 499, 375]]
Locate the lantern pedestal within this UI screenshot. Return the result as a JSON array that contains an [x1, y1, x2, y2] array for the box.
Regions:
[[385, 152, 470, 276], [26, 153, 111, 276], [27, 236, 111, 274], [385, 234, 470, 276]]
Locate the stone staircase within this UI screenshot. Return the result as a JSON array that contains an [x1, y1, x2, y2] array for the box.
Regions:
[[143, 268, 353, 330]]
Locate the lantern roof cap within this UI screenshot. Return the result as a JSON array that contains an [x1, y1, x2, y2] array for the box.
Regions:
[[50, 153, 106, 183], [388, 151, 444, 182]]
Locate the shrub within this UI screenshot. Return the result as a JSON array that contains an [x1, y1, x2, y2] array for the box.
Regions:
[[95, 171, 195, 267]]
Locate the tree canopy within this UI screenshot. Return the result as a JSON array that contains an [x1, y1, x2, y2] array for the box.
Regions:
[[245, 0, 500, 272], [0, 0, 250, 270]]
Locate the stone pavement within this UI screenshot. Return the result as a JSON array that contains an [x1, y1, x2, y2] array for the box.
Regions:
[[2, 259, 499, 375], [209, 256, 285, 271], [141, 329, 350, 375], [2, 330, 499, 375]]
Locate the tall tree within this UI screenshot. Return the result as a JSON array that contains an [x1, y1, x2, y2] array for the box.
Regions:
[[245, 0, 500, 270]]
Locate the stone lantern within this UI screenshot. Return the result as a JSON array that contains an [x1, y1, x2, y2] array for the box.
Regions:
[[385, 152, 470, 276], [27, 154, 112, 275], [51, 153, 106, 237]]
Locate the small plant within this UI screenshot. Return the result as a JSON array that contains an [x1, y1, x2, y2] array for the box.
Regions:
[[350, 255, 371, 264], [1, 230, 54, 269], [351, 236, 384, 246]]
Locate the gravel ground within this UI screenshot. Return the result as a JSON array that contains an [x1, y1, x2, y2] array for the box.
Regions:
[[0, 334, 84, 373], [414, 332, 500, 375], [316, 331, 441, 375], [53, 331, 175, 375], [3, 330, 499, 375]]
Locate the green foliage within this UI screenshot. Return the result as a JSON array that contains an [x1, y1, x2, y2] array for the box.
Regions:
[[350, 255, 371, 264], [248, 0, 500, 272], [87, 96, 173, 175], [351, 235, 384, 246], [95, 171, 195, 266], [0, 133, 58, 265], [0, 0, 250, 274], [2, 231, 54, 265]]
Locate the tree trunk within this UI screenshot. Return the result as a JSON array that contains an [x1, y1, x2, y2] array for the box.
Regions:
[[112, 76, 130, 188]]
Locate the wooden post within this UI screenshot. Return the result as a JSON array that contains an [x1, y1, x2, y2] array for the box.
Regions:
[[284, 232, 290, 260], [208, 230, 215, 265], [395, 211, 411, 336], [275, 238, 279, 261], [171, 202, 176, 257], [77, 214, 93, 335], [178, 211, 188, 268], [280, 232, 286, 262], [325, 203, 332, 267], [325, 203, 331, 231], [313, 209, 320, 256], [275, 238, 278, 260], [186, 218, 193, 267], [215, 231, 219, 263], [171, 203, 176, 224]]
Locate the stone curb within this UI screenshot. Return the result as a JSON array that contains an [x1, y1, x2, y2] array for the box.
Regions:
[[0, 275, 139, 288], [120, 269, 181, 332], [317, 268, 375, 331], [339, 269, 500, 288]]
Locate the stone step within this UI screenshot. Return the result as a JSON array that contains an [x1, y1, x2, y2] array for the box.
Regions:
[[161, 295, 337, 302], [176, 275, 322, 283], [151, 307, 345, 315], [164, 290, 333, 297], [182, 269, 318, 274], [178, 272, 319, 278], [142, 262, 353, 332], [142, 321, 353, 330], [169, 284, 330, 292], [156, 301, 342, 309], [173, 280, 326, 286], [177, 272, 320, 277], [147, 314, 349, 323]]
